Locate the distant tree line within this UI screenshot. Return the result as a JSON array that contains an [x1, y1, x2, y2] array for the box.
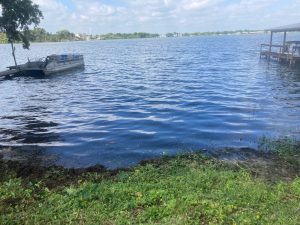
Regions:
[[100, 32, 159, 40], [29, 28, 75, 42], [0, 28, 263, 45], [0, 29, 161, 43], [0, 28, 76, 43], [0, 28, 84, 43], [182, 30, 261, 37]]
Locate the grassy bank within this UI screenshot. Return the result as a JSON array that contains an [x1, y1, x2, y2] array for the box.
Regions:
[[0, 139, 300, 224]]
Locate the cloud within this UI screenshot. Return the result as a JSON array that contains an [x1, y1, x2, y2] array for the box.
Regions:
[[31, 0, 300, 33], [33, 0, 72, 31], [181, 0, 216, 10]]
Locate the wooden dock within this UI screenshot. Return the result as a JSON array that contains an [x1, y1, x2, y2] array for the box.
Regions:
[[260, 23, 300, 66], [260, 44, 300, 65]]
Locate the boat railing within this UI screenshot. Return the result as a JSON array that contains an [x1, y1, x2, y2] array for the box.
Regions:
[[56, 55, 84, 64]]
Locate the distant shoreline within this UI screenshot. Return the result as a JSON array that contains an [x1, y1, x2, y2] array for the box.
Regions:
[[0, 29, 265, 45]]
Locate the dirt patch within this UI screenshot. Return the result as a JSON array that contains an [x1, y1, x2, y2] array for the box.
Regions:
[[0, 159, 114, 189]]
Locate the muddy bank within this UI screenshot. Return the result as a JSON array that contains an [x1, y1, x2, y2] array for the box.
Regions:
[[211, 147, 300, 182], [1, 146, 299, 189]]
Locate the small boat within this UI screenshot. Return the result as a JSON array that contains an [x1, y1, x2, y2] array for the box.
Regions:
[[3, 54, 84, 77]]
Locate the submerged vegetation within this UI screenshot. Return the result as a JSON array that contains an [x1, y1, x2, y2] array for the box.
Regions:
[[0, 138, 299, 224], [258, 136, 300, 170]]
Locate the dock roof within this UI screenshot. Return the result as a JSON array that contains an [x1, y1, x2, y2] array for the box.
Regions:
[[267, 23, 300, 32]]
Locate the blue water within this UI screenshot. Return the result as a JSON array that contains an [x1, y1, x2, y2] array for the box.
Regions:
[[0, 34, 300, 168]]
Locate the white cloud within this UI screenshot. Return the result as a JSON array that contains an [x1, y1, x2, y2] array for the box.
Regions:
[[181, 0, 215, 10], [33, 0, 71, 31], [31, 0, 300, 33]]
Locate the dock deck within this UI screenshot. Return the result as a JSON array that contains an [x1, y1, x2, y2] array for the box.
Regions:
[[260, 23, 300, 66], [260, 44, 300, 65]]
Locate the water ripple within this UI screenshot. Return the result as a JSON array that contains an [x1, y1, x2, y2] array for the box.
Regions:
[[0, 35, 300, 168]]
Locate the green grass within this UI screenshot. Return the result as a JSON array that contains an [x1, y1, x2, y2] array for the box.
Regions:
[[1, 153, 299, 225]]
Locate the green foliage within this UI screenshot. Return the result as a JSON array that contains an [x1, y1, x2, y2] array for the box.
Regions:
[[56, 29, 75, 41], [0, 28, 262, 44], [29, 27, 49, 42], [0, 30, 161, 43], [0, 153, 299, 224], [100, 32, 159, 40], [0, 0, 43, 48], [0, 32, 7, 43], [0, 179, 32, 200], [29, 28, 76, 42]]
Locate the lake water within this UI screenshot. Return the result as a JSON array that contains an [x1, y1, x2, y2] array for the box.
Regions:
[[0, 34, 300, 168]]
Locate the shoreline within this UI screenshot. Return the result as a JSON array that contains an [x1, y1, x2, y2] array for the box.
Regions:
[[1, 145, 299, 186], [1, 140, 299, 224]]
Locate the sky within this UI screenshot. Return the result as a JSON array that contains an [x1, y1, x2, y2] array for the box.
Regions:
[[32, 0, 300, 34]]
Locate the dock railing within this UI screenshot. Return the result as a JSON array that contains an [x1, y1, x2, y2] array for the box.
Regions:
[[260, 44, 284, 55], [260, 44, 295, 60]]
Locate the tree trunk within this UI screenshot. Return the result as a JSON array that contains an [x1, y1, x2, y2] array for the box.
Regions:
[[10, 41, 18, 67]]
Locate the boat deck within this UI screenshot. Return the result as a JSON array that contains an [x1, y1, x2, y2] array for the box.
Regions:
[[0, 68, 19, 77], [0, 54, 84, 78]]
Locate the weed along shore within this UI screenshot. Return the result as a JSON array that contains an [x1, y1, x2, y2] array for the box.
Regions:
[[0, 139, 299, 224]]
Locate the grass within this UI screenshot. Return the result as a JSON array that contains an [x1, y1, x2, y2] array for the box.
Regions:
[[0, 149, 300, 225]]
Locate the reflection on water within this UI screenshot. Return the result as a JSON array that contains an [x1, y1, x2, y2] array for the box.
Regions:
[[0, 106, 61, 167], [0, 105, 61, 145], [0, 35, 300, 168], [1, 116, 60, 144]]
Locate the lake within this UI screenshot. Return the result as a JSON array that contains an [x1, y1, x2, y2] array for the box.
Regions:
[[0, 34, 300, 168]]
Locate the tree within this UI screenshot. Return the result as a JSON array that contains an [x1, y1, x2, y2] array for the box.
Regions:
[[30, 27, 47, 42], [56, 29, 75, 41], [0, 0, 43, 67]]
